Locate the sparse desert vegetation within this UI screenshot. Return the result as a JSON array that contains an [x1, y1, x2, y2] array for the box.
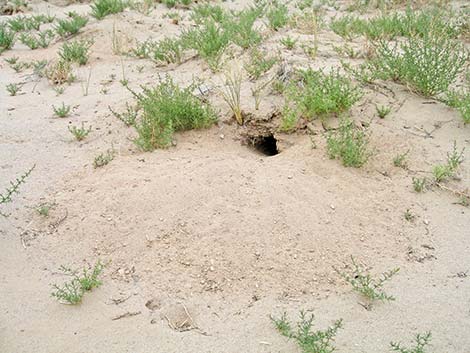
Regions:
[[1, 0, 469, 352]]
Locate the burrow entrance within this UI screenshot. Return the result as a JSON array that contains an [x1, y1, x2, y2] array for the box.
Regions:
[[247, 134, 279, 156]]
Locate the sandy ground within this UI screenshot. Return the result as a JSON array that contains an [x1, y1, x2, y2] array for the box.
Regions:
[[1, 0, 470, 352]]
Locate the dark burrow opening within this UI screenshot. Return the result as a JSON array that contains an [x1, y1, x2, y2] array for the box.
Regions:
[[248, 134, 279, 156]]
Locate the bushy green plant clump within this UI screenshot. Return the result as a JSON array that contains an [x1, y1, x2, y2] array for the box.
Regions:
[[131, 76, 217, 150], [432, 142, 464, 183], [0, 26, 15, 53], [331, 8, 462, 40], [190, 3, 226, 24], [51, 261, 105, 304], [326, 117, 370, 168], [244, 48, 277, 80], [266, 1, 289, 31], [182, 20, 231, 70], [224, 7, 262, 49], [284, 69, 362, 124], [446, 90, 470, 124], [162, 0, 191, 8], [372, 35, 468, 97], [55, 13, 88, 38], [272, 311, 343, 353], [152, 37, 184, 64], [90, 0, 127, 19], [59, 39, 92, 65]]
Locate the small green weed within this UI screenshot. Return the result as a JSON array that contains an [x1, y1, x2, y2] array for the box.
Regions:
[[109, 102, 138, 126], [52, 102, 71, 118], [412, 177, 427, 193], [404, 209, 415, 222], [0, 165, 35, 217], [6, 83, 22, 96], [393, 150, 409, 169], [93, 150, 114, 168], [335, 256, 399, 304], [376, 105, 391, 119], [91, 0, 127, 19], [51, 261, 105, 305], [391, 332, 432, 353], [36, 202, 56, 216], [326, 117, 370, 168], [68, 123, 91, 141], [271, 311, 343, 353], [244, 48, 277, 80], [432, 142, 464, 183], [59, 39, 92, 65], [445, 90, 470, 124], [0, 26, 15, 53], [152, 37, 184, 65], [55, 13, 88, 38], [280, 36, 297, 49], [225, 7, 263, 49], [266, 2, 289, 31]]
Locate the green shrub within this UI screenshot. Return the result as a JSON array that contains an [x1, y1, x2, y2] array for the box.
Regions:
[[244, 48, 277, 80], [152, 37, 184, 64], [182, 20, 230, 71], [446, 90, 470, 124], [266, 2, 289, 31], [284, 69, 362, 121], [132, 77, 217, 150], [90, 0, 127, 19], [372, 35, 468, 97], [59, 39, 92, 65], [0, 26, 15, 53], [190, 4, 226, 24], [326, 117, 370, 168], [55, 13, 88, 38], [224, 7, 262, 49]]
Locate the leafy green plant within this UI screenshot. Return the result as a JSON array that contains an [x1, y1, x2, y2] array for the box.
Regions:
[[59, 39, 92, 65], [51, 261, 105, 305], [53, 102, 71, 118], [36, 202, 55, 217], [182, 20, 230, 71], [271, 311, 343, 353], [0, 165, 35, 217], [93, 150, 114, 168], [109, 102, 138, 126], [131, 76, 216, 150], [285, 69, 362, 121], [190, 3, 226, 24], [152, 37, 184, 65], [372, 35, 468, 97], [266, 2, 289, 31], [326, 117, 370, 168], [6, 83, 21, 96], [393, 150, 409, 169], [445, 90, 470, 124], [90, 0, 127, 19], [391, 332, 432, 353], [335, 256, 399, 303], [18, 32, 39, 49], [244, 48, 277, 80], [0, 26, 15, 53], [55, 13, 88, 38], [376, 105, 391, 119], [412, 177, 427, 193], [4, 56, 19, 65], [68, 123, 91, 141], [432, 142, 464, 183], [280, 36, 297, 49], [225, 7, 262, 49]]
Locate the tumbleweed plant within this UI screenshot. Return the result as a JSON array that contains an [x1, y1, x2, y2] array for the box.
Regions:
[[271, 311, 343, 353], [335, 256, 399, 303], [220, 66, 243, 125]]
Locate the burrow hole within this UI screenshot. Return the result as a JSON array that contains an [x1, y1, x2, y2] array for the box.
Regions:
[[248, 134, 279, 156]]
